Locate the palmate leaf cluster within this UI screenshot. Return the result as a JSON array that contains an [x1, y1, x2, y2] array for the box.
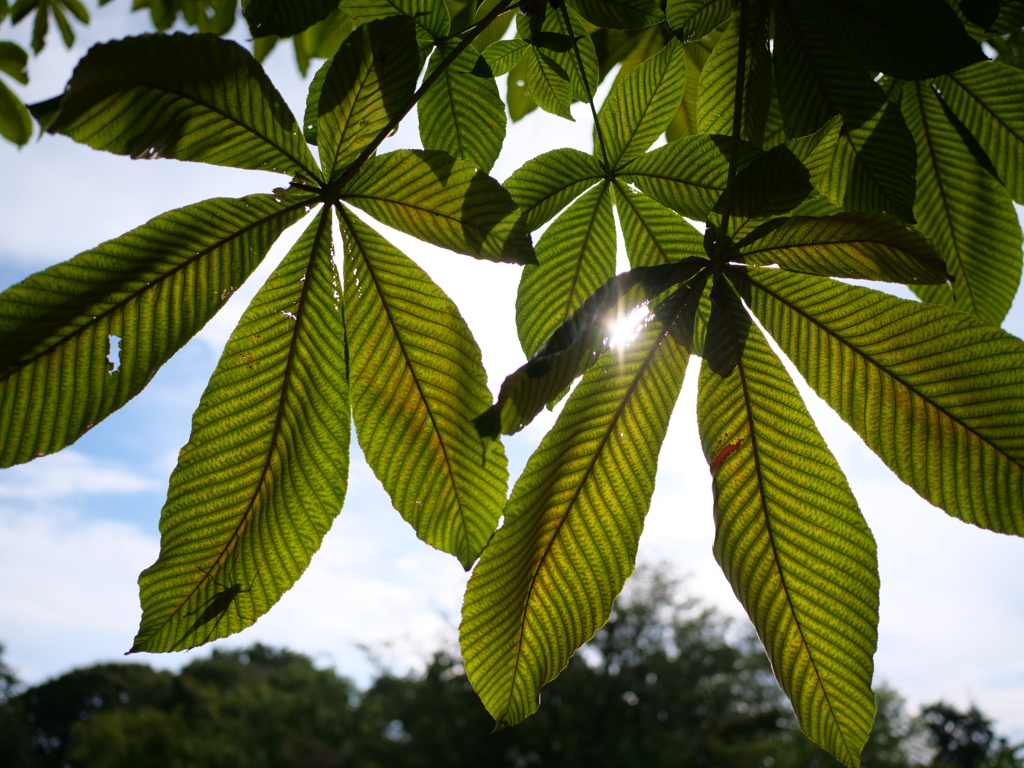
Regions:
[[2, 0, 1024, 766]]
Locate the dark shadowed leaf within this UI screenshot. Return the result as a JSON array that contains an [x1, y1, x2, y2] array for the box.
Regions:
[[896, 79, 1022, 325], [813, 0, 985, 80], [698, 282, 878, 768], [566, 0, 663, 30], [317, 17, 420, 180], [742, 267, 1024, 536], [339, 0, 450, 38], [342, 149, 535, 264], [462, 304, 691, 728], [774, 1, 917, 222], [0, 194, 307, 469], [0, 77, 32, 145], [130, 208, 349, 653], [244, 0, 338, 37], [339, 209, 508, 569], [45, 33, 319, 181]]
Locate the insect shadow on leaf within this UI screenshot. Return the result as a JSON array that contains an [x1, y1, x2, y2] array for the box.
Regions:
[[172, 568, 257, 651]]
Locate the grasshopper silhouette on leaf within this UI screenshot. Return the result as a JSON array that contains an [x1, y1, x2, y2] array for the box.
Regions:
[[172, 568, 257, 651]]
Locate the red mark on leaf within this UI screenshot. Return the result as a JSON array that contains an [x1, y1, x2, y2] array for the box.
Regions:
[[710, 439, 744, 474]]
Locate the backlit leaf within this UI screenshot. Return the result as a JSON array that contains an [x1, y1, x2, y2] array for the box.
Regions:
[[317, 17, 420, 181], [742, 267, 1024, 536], [526, 47, 574, 120], [613, 184, 704, 268], [697, 4, 771, 147], [566, 0, 663, 30], [339, 0, 450, 38], [597, 39, 686, 168], [516, 182, 615, 357], [481, 38, 528, 76], [735, 213, 948, 284], [698, 283, 878, 768], [0, 77, 32, 145], [896, 79, 1022, 325], [503, 147, 605, 231], [339, 209, 508, 569], [130, 208, 350, 653], [937, 62, 1024, 204], [0, 195, 307, 469], [618, 133, 759, 220], [666, 0, 730, 41], [342, 149, 535, 264], [462, 306, 691, 728], [419, 41, 507, 172], [45, 33, 319, 181], [518, 4, 599, 104]]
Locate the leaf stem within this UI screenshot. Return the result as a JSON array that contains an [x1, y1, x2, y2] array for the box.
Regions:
[[329, 0, 517, 192], [445, 1, 522, 40], [713, 0, 749, 269], [557, 0, 610, 172]]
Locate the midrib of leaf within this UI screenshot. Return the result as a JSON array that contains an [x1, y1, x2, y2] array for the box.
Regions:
[[500, 290, 692, 720], [129, 83, 321, 181], [338, 205, 469, 549], [910, 82, 978, 312], [738, 269, 1024, 475], [717, 284, 853, 763], [1, 199, 311, 377], [612, 181, 673, 264], [343, 191, 499, 247], [559, 181, 610, 342], [191, 207, 333, 599]]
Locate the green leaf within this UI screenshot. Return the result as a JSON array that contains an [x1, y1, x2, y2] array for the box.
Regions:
[[618, 134, 760, 221], [480, 261, 704, 437], [742, 267, 1024, 536], [506, 54, 538, 122], [774, 1, 917, 222], [339, 0, 450, 38], [665, 36, 715, 142], [0, 77, 31, 145], [419, 43, 507, 173], [317, 17, 420, 181], [471, 0, 516, 52], [526, 47, 574, 120], [129, 208, 350, 653], [516, 182, 615, 357], [481, 38, 528, 76], [0, 194, 306, 469], [959, 0, 1001, 30], [565, 0, 663, 30], [45, 33, 319, 182], [697, 282, 878, 768], [936, 62, 1024, 204], [713, 117, 843, 238], [697, 4, 771, 147], [596, 39, 686, 168], [666, 0, 730, 41], [338, 209, 508, 569], [244, 0, 337, 37], [896, 79, 1022, 325], [0, 41, 29, 84], [735, 213, 948, 284], [342, 149, 536, 264], [518, 4, 599, 104], [613, 184, 704, 268], [503, 147, 605, 231], [813, 0, 985, 80], [461, 306, 691, 728]]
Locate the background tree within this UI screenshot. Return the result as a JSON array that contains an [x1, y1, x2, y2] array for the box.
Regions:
[[2, 1, 1024, 766]]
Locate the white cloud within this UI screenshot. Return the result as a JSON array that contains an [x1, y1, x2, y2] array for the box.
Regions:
[[0, 450, 159, 500]]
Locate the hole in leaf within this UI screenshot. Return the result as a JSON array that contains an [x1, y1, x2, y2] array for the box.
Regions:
[[107, 335, 122, 374]]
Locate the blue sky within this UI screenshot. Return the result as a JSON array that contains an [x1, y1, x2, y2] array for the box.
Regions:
[[2, 5, 1024, 739]]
